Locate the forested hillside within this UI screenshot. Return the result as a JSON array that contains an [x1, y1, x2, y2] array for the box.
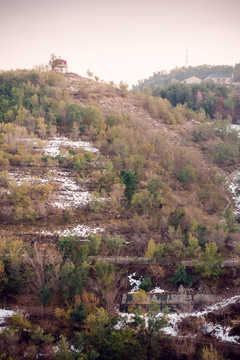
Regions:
[[0, 69, 240, 359], [135, 64, 240, 89]]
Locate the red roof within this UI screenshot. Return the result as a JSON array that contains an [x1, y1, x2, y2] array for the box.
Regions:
[[58, 59, 67, 64]]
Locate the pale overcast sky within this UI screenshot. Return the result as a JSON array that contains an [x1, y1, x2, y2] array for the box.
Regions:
[[1, 0, 240, 86]]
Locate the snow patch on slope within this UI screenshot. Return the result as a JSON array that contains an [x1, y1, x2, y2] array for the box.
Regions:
[[118, 295, 240, 344], [43, 137, 98, 157], [38, 224, 103, 238]]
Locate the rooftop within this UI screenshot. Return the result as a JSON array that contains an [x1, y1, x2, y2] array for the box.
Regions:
[[205, 73, 233, 79]]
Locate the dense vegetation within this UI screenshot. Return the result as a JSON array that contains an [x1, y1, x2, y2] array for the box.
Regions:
[[135, 63, 240, 89], [0, 68, 240, 359]]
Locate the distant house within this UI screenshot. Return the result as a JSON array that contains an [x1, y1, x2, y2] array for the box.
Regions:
[[182, 76, 202, 85], [204, 73, 233, 85]]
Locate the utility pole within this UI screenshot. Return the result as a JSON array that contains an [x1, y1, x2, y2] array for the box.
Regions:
[[186, 49, 188, 67]]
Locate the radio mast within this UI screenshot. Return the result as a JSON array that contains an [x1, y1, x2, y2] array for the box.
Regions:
[[186, 50, 188, 67]]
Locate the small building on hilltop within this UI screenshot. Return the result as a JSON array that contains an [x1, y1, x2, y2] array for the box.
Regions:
[[204, 73, 233, 85], [182, 76, 202, 85], [52, 58, 68, 73]]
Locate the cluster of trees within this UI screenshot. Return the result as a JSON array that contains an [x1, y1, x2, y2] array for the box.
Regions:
[[135, 64, 239, 89], [153, 82, 240, 121], [0, 70, 106, 139], [0, 234, 229, 359]]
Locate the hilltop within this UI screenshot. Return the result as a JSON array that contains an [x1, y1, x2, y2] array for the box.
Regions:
[[135, 63, 240, 90]]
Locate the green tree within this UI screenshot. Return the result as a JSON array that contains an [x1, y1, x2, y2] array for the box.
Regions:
[[145, 238, 166, 262], [0, 260, 8, 293], [88, 233, 102, 255], [120, 169, 140, 202], [58, 236, 80, 262], [104, 235, 126, 256], [60, 261, 90, 300], [185, 234, 201, 258], [70, 303, 87, 324], [177, 164, 197, 187], [139, 277, 152, 292], [55, 336, 73, 360], [194, 242, 224, 278], [101, 328, 140, 360], [133, 303, 168, 360], [94, 261, 115, 289], [170, 263, 193, 287], [85, 308, 110, 346], [37, 286, 53, 306]]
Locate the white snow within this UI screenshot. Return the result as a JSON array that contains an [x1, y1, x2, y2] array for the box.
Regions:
[[9, 169, 93, 209], [49, 170, 92, 209], [164, 295, 240, 343], [7, 135, 101, 210], [10, 171, 49, 186], [0, 308, 15, 333], [38, 224, 103, 238], [230, 124, 240, 135], [22, 136, 99, 156], [128, 273, 142, 293], [204, 323, 240, 344], [43, 137, 98, 157], [6, 137, 105, 238], [128, 274, 166, 294], [228, 124, 240, 213], [228, 171, 240, 213], [0, 309, 15, 324], [150, 287, 166, 293], [118, 295, 240, 344]]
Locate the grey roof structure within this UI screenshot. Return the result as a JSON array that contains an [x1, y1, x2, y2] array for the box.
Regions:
[[205, 73, 233, 80]]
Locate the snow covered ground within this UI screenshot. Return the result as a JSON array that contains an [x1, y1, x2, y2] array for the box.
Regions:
[[230, 124, 240, 135], [228, 172, 240, 213], [128, 273, 166, 294], [118, 295, 240, 344], [38, 224, 104, 238], [5, 136, 105, 237], [42, 137, 98, 157], [0, 309, 15, 324], [9, 169, 93, 209], [0, 309, 15, 332], [128, 273, 142, 293], [164, 295, 240, 343], [228, 125, 240, 214], [24, 136, 99, 157], [9, 136, 100, 209]]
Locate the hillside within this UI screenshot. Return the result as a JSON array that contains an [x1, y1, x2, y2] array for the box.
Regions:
[[0, 69, 240, 359], [135, 64, 240, 90]]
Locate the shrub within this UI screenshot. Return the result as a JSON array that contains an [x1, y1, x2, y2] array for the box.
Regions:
[[170, 263, 193, 287], [194, 242, 224, 279], [177, 164, 197, 187], [88, 233, 102, 255], [70, 303, 87, 324], [139, 277, 152, 292], [145, 238, 167, 262], [201, 344, 225, 360], [213, 142, 239, 166], [120, 169, 140, 202]]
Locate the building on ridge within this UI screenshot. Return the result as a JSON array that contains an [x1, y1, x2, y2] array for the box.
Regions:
[[52, 58, 68, 73], [204, 73, 233, 85]]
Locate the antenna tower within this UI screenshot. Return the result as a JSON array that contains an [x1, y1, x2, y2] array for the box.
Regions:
[[186, 49, 188, 67]]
